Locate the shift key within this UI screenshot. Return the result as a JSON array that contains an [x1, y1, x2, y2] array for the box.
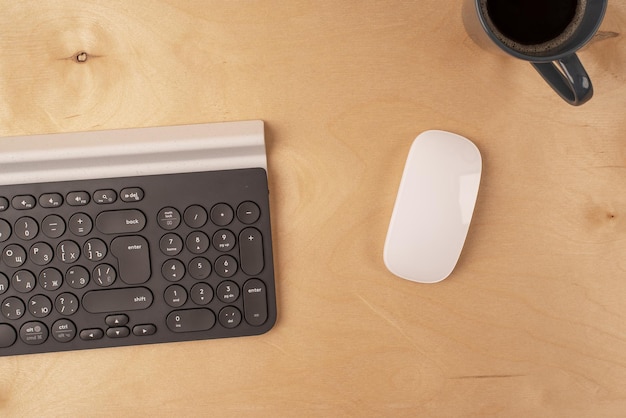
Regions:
[[83, 287, 153, 313]]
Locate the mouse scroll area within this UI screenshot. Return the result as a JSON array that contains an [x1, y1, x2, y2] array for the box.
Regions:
[[383, 130, 482, 284]]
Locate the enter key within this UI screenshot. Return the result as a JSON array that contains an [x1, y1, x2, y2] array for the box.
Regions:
[[111, 236, 151, 284]]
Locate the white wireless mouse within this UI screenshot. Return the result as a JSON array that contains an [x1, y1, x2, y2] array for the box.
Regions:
[[383, 130, 482, 283]]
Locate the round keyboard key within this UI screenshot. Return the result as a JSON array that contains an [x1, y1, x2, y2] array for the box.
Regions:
[[0, 273, 8, 295], [51, 319, 76, 342], [0, 197, 8, 211], [41, 214, 65, 238], [190, 283, 213, 305], [184, 205, 208, 228], [186, 231, 210, 254], [210, 203, 234, 226], [216, 280, 240, 303], [0, 324, 17, 347], [57, 240, 80, 264], [2, 244, 26, 267], [237, 201, 260, 224], [213, 229, 236, 252], [39, 268, 63, 291], [66, 266, 90, 289], [160, 233, 183, 256], [11, 270, 36, 293], [157, 207, 180, 230], [214, 255, 237, 278], [84, 238, 107, 262], [162, 259, 185, 282], [20, 321, 48, 345], [0, 219, 11, 242], [218, 306, 242, 329], [188, 257, 211, 280], [55, 292, 79, 315], [28, 294, 52, 318], [69, 213, 93, 236], [30, 242, 54, 266], [164, 285, 187, 308], [1, 296, 25, 320], [14, 216, 38, 240], [93, 264, 116, 287]]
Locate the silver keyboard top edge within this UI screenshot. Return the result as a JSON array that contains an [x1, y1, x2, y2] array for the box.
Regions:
[[0, 120, 266, 185]]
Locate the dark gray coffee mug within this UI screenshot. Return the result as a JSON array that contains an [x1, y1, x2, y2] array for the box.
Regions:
[[463, 0, 607, 106]]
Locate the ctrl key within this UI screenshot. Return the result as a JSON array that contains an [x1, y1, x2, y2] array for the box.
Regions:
[[20, 321, 48, 345]]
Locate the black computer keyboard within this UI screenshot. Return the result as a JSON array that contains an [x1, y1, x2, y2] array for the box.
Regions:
[[0, 121, 277, 356]]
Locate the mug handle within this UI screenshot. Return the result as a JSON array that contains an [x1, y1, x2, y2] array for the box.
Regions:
[[531, 54, 593, 106]]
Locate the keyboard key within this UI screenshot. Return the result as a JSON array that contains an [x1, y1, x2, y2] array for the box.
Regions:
[[213, 229, 236, 252], [111, 236, 151, 285], [84, 238, 107, 262], [80, 328, 104, 341], [188, 257, 211, 280], [166, 308, 215, 332], [120, 188, 144, 202], [28, 294, 52, 318], [0, 324, 16, 348], [237, 201, 260, 224], [29, 242, 53, 265], [82, 287, 153, 313], [11, 270, 36, 293], [190, 283, 213, 305], [12, 195, 35, 210], [0, 219, 11, 242], [210, 203, 233, 226], [133, 324, 156, 336], [0, 197, 8, 211], [39, 193, 63, 208], [106, 327, 130, 338], [41, 215, 65, 238], [68, 213, 92, 236], [39, 268, 63, 291], [218, 306, 242, 329], [96, 210, 146, 234], [2, 297, 25, 320], [66, 191, 90, 206], [157, 207, 180, 230], [164, 285, 187, 308], [184, 205, 207, 228], [214, 255, 237, 278], [51, 319, 76, 342], [14, 217, 38, 240], [93, 263, 116, 287], [105, 314, 129, 327], [216, 280, 239, 303], [0, 274, 8, 295], [2, 244, 26, 267], [243, 279, 268, 326], [239, 227, 264, 275], [93, 189, 117, 204], [20, 321, 48, 345], [55, 292, 79, 315], [162, 259, 185, 282], [66, 266, 90, 289], [159, 233, 183, 256], [186, 231, 210, 254], [57, 240, 80, 264]]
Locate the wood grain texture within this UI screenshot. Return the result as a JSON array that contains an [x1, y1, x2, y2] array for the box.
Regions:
[[1, 1, 625, 416]]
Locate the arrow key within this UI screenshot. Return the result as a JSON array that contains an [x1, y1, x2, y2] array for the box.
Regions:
[[80, 328, 104, 341], [132, 324, 156, 336], [105, 314, 129, 327], [106, 326, 130, 338]]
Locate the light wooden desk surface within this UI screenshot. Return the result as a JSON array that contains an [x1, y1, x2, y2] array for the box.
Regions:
[[1, 1, 625, 416]]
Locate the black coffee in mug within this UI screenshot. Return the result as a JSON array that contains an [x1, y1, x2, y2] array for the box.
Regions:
[[480, 0, 587, 55]]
